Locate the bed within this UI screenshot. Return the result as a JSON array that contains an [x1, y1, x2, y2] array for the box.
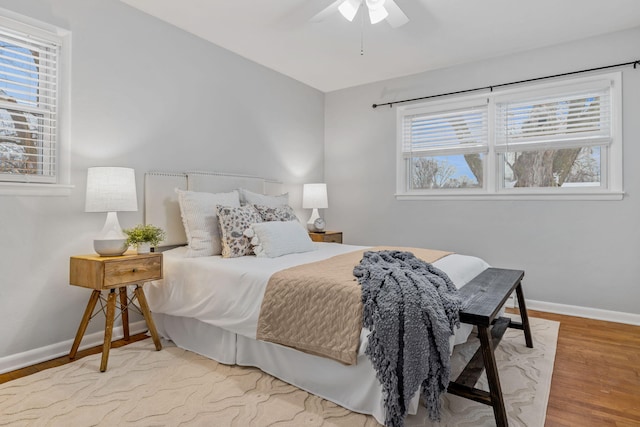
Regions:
[[142, 171, 490, 426]]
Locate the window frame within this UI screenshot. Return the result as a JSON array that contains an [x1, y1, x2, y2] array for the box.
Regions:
[[397, 93, 493, 197], [0, 8, 72, 196], [396, 72, 623, 201]]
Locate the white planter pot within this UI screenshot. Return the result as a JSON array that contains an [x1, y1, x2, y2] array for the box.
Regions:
[[137, 242, 151, 254]]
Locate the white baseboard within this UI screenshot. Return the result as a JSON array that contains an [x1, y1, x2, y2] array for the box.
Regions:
[[527, 299, 640, 326], [2, 300, 638, 376], [0, 321, 149, 375]]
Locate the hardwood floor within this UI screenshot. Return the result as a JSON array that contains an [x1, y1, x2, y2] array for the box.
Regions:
[[527, 310, 640, 427], [0, 333, 149, 384], [1, 312, 639, 426]]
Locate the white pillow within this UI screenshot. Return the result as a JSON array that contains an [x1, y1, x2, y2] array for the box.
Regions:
[[177, 189, 240, 257], [248, 221, 315, 258], [239, 188, 288, 208]]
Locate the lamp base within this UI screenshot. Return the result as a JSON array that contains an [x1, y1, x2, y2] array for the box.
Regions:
[[94, 239, 128, 257], [307, 208, 321, 231]]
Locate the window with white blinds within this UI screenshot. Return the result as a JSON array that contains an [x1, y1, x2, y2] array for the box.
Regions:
[[401, 104, 488, 156], [399, 101, 488, 190], [0, 16, 61, 184], [396, 73, 622, 199], [495, 83, 612, 153]]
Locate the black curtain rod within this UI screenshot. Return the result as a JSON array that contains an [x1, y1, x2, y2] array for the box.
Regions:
[[372, 59, 640, 109]]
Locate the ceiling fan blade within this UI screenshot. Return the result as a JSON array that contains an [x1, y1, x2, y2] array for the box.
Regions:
[[310, 0, 343, 23], [339, 0, 363, 22], [385, 0, 409, 28], [368, 5, 389, 24]]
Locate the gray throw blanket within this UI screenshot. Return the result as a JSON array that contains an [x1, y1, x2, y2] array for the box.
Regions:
[[353, 250, 461, 427]]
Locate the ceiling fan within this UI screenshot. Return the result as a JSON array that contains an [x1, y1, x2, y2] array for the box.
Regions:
[[312, 0, 409, 28]]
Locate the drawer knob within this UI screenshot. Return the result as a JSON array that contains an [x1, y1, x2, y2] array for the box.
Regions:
[[132, 268, 137, 273]]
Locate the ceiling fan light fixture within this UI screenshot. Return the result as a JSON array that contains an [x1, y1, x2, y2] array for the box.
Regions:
[[338, 0, 362, 22], [368, 6, 388, 24]]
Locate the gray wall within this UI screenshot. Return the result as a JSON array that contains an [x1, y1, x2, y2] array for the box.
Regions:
[[0, 0, 324, 359], [0, 0, 637, 365], [325, 26, 640, 315]]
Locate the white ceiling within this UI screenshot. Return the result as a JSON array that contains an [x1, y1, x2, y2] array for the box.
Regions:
[[120, 0, 640, 92]]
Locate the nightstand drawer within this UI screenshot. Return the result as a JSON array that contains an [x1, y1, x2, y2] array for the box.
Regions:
[[322, 234, 342, 243], [104, 256, 162, 287], [308, 231, 342, 243], [70, 253, 163, 290]]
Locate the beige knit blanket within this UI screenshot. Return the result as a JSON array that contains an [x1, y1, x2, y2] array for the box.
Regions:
[[256, 247, 452, 365]]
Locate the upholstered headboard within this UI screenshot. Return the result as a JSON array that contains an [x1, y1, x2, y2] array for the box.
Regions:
[[144, 171, 283, 247]]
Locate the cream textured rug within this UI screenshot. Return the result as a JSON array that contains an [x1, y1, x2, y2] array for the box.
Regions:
[[0, 317, 558, 427]]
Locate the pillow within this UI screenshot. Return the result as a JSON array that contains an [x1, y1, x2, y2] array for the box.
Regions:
[[254, 204, 299, 222], [246, 221, 315, 258], [216, 205, 263, 258], [177, 189, 240, 257], [239, 188, 288, 207]]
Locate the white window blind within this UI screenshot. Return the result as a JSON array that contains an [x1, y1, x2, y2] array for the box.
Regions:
[[0, 24, 59, 183], [495, 83, 612, 153], [396, 72, 622, 199], [401, 104, 489, 157]]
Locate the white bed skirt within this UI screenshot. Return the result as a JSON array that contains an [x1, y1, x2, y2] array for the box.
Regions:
[[153, 312, 237, 364]]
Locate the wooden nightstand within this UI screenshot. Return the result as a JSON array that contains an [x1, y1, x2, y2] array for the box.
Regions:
[[69, 252, 163, 372], [309, 231, 342, 243]]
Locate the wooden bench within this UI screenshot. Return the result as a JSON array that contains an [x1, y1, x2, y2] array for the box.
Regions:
[[448, 268, 533, 427]]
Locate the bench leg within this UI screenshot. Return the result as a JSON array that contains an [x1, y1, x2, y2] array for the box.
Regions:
[[515, 283, 533, 348], [478, 325, 509, 427]]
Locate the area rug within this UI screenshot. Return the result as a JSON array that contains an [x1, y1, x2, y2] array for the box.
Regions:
[[0, 317, 558, 427]]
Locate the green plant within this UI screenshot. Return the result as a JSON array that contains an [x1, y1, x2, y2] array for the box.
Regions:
[[123, 224, 166, 247]]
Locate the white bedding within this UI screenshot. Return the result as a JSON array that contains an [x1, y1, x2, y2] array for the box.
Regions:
[[146, 243, 490, 424], [146, 243, 489, 345], [146, 243, 364, 339]]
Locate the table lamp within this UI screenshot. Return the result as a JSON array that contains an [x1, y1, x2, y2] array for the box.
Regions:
[[85, 167, 138, 256], [303, 183, 328, 232]]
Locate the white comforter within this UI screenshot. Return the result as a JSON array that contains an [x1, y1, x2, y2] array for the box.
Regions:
[[145, 243, 489, 342]]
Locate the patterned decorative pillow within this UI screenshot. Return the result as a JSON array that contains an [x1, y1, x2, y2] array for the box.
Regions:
[[216, 205, 263, 258], [254, 204, 299, 222]]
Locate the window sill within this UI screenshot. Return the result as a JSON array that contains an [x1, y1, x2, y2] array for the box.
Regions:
[[395, 191, 625, 201], [0, 182, 74, 196]]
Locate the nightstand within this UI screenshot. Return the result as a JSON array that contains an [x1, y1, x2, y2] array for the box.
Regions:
[[68, 252, 163, 372], [309, 231, 343, 243]]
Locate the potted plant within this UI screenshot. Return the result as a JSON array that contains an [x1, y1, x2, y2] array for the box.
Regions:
[[123, 224, 166, 254]]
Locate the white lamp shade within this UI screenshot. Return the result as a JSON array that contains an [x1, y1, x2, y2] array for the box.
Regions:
[[85, 167, 138, 212], [303, 183, 328, 209]]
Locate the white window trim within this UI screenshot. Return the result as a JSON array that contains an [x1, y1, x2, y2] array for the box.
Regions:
[[396, 72, 623, 201], [0, 7, 72, 196]]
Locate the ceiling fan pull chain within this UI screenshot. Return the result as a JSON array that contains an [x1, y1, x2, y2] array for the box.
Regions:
[[360, 7, 365, 56]]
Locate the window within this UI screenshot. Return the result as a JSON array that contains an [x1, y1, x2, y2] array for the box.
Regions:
[[397, 73, 622, 200], [400, 100, 488, 191], [0, 9, 70, 195]]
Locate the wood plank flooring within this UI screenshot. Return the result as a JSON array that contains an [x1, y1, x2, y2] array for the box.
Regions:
[[1, 311, 639, 426], [528, 310, 640, 427], [0, 333, 149, 384]]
